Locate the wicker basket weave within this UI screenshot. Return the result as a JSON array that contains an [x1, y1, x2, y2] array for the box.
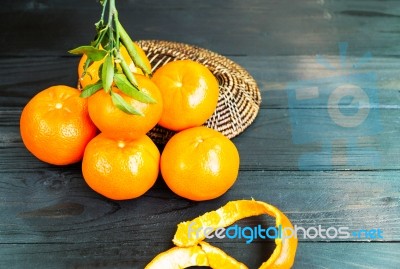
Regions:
[[137, 40, 261, 145]]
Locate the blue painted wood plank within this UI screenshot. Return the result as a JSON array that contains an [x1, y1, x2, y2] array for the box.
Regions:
[[1, 0, 400, 57], [0, 242, 399, 269]]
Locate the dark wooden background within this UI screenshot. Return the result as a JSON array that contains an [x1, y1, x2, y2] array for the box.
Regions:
[[1, 0, 399, 268]]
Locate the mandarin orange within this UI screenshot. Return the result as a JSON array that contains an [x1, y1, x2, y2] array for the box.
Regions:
[[151, 60, 219, 131], [160, 126, 239, 201], [20, 85, 97, 165], [82, 133, 160, 200], [87, 74, 163, 140]]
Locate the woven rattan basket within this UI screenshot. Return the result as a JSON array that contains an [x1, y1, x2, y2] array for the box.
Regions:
[[137, 40, 261, 145]]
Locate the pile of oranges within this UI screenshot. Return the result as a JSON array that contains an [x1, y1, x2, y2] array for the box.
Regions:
[[20, 43, 240, 201]]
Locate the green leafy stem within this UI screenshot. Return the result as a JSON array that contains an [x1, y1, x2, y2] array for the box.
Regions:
[[69, 0, 154, 115]]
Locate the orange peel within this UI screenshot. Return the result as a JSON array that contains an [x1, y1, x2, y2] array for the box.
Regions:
[[145, 241, 247, 269], [145, 200, 298, 268]]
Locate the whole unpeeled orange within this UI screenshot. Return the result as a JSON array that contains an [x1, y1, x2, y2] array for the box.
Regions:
[[82, 133, 160, 200], [20, 85, 97, 165], [151, 60, 219, 131], [87, 74, 163, 140], [160, 126, 239, 201]]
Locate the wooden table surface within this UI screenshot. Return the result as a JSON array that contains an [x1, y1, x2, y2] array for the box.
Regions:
[[1, 1, 399, 268]]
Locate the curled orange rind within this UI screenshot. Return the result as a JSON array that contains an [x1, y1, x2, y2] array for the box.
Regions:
[[145, 241, 247, 269], [145, 200, 298, 269]]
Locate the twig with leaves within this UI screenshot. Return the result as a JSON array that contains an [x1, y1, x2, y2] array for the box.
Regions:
[[69, 0, 154, 115]]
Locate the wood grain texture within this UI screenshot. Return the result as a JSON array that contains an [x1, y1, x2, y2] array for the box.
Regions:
[[0, 242, 399, 269], [0, 167, 399, 244], [1, 0, 400, 57]]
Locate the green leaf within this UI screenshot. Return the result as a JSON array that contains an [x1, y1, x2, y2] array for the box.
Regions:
[[101, 31, 111, 50], [118, 53, 139, 86], [69, 46, 107, 61], [114, 73, 156, 104], [110, 91, 143, 116], [102, 54, 114, 92], [98, 63, 104, 80], [80, 81, 103, 98], [81, 58, 93, 79], [116, 21, 152, 75]]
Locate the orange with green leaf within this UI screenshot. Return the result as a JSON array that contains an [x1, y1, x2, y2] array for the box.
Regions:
[[20, 0, 160, 167], [69, 0, 154, 115], [87, 74, 163, 139], [77, 42, 151, 89]]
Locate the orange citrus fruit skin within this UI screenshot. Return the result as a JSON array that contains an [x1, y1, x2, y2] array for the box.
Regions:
[[151, 60, 219, 131], [160, 126, 239, 201], [145, 241, 247, 269], [171, 200, 298, 269], [20, 85, 98, 165], [88, 74, 163, 140], [78, 42, 152, 88], [82, 133, 160, 200]]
